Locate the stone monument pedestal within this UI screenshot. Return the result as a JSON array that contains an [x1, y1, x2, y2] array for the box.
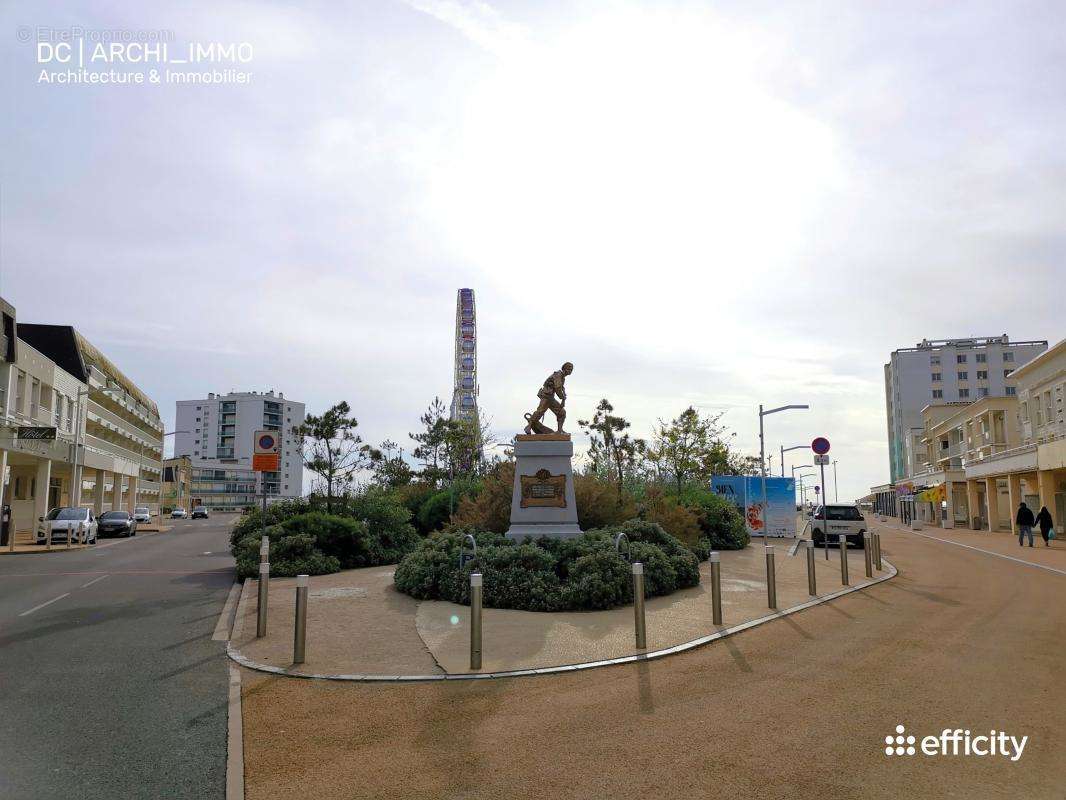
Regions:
[[505, 434, 583, 541]]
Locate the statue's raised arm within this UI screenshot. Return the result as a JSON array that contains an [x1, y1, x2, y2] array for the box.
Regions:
[[524, 362, 573, 435]]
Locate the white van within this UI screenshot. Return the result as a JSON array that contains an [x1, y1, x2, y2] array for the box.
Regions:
[[811, 504, 867, 549]]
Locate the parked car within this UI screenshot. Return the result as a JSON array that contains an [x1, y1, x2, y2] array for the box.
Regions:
[[133, 506, 151, 523], [171, 507, 187, 519], [191, 507, 209, 519], [811, 504, 866, 548], [99, 510, 137, 537], [37, 507, 98, 545]]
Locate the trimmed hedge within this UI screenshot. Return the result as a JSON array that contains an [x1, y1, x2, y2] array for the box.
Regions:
[[393, 521, 701, 612], [678, 487, 751, 551]]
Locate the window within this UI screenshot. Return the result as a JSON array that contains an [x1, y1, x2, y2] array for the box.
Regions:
[[0, 378, 6, 416], [978, 387, 989, 398], [1006, 386, 1017, 396], [932, 389, 943, 399], [1004, 369, 1013, 378], [15, 370, 25, 414], [1003, 352, 1014, 362], [930, 356, 941, 366], [30, 378, 40, 418], [976, 353, 987, 363], [931, 373, 942, 382], [958, 371, 968, 380], [957, 354, 967, 364], [959, 388, 970, 399], [977, 370, 988, 380]]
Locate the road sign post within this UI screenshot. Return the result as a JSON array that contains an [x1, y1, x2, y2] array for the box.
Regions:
[[812, 438, 831, 560]]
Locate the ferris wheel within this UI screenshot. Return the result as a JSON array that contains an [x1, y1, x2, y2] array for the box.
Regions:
[[450, 288, 478, 424]]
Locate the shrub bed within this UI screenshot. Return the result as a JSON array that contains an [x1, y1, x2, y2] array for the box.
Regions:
[[393, 520, 702, 612], [231, 493, 421, 580]]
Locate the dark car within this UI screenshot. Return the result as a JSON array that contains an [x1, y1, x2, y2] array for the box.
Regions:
[[98, 510, 137, 538], [191, 507, 209, 519]]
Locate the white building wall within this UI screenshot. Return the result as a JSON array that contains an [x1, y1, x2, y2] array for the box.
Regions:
[[174, 391, 304, 499], [885, 336, 1047, 483]]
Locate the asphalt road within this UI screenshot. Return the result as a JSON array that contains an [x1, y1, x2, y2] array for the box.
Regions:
[[0, 516, 237, 800], [241, 522, 1066, 800]]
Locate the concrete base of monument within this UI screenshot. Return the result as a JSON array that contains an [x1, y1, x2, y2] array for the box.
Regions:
[[505, 523, 584, 542], [505, 434, 583, 542]]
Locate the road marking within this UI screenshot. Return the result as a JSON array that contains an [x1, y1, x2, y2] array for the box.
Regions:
[[0, 569, 234, 578], [212, 581, 242, 642], [879, 525, 1066, 578], [18, 593, 71, 617], [80, 574, 109, 588]]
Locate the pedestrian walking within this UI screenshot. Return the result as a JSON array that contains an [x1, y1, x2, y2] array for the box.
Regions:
[[1016, 502, 1036, 547], [1035, 506, 1055, 547]]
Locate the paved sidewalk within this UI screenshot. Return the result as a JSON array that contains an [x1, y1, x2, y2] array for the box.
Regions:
[[231, 539, 884, 675], [869, 514, 1065, 570]]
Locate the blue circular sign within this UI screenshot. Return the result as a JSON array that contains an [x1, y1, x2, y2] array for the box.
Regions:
[[258, 433, 277, 450], [811, 437, 830, 455]]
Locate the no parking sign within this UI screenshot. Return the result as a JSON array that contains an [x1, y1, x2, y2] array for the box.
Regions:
[[252, 429, 280, 472]]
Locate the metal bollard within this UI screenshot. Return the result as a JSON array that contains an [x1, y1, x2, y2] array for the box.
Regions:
[[46, 524, 52, 551], [873, 532, 882, 571], [256, 562, 270, 638], [864, 533, 874, 578], [765, 545, 777, 610], [709, 551, 723, 625], [67, 523, 73, 549], [469, 572, 483, 670], [806, 539, 817, 596], [632, 561, 647, 649], [293, 574, 308, 664], [839, 535, 849, 585], [78, 523, 84, 545]]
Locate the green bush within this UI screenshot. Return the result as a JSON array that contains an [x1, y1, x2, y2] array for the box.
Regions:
[[233, 528, 340, 580], [393, 525, 699, 612], [343, 488, 421, 564], [229, 498, 313, 548], [417, 490, 457, 534], [678, 487, 751, 550], [278, 513, 370, 568]]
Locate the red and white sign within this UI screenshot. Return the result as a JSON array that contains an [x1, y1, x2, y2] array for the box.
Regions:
[[252, 429, 280, 472]]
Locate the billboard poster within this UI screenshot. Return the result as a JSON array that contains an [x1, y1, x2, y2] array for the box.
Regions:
[[711, 476, 796, 538]]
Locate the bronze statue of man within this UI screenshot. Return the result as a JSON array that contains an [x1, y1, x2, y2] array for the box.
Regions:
[[525, 362, 573, 435]]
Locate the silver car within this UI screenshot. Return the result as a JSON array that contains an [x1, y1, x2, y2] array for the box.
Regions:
[[37, 507, 98, 544], [133, 506, 152, 524]]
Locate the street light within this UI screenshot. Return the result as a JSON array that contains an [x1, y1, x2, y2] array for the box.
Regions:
[[780, 444, 807, 477], [159, 431, 189, 527], [759, 403, 809, 544], [832, 459, 839, 502], [794, 471, 815, 507]]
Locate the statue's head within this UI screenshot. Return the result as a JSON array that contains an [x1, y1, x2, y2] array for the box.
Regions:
[[561, 362, 574, 375]]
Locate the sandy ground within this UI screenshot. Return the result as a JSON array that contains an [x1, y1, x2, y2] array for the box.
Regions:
[[240, 524, 1066, 800], [231, 540, 879, 675]]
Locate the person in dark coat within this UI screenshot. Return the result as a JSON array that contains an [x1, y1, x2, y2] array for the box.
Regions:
[[1035, 506, 1054, 547], [1016, 502, 1035, 547]]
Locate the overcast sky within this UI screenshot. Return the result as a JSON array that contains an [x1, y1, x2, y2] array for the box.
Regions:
[[1, 0, 1062, 503]]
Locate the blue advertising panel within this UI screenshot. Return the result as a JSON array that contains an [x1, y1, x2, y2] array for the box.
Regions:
[[711, 476, 796, 538]]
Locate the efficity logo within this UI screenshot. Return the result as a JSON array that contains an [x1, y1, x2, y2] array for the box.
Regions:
[[884, 725, 1028, 762]]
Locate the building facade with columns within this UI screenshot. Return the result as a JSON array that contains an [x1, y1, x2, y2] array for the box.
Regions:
[[0, 311, 163, 544], [872, 337, 1066, 535]]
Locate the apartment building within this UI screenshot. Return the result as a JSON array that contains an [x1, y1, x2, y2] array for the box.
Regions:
[[872, 338, 1066, 533], [173, 391, 304, 510], [0, 309, 164, 542], [883, 335, 1047, 483]]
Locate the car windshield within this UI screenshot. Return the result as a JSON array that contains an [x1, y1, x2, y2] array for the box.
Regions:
[[46, 508, 87, 521], [134, 507, 149, 513], [101, 512, 128, 520], [825, 506, 863, 521]]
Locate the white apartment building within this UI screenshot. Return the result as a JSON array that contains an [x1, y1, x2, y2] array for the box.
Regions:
[[0, 308, 164, 543], [174, 391, 304, 510], [883, 335, 1047, 483]]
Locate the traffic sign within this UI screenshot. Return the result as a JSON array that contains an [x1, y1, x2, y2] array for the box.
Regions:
[[252, 429, 280, 472], [814, 454, 830, 465], [811, 437, 830, 455]]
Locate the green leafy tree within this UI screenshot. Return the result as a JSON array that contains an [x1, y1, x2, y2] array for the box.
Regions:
[[371, 439, 415, 488], [644, 407, 739, 493], [294, 401, 377, 513], [578, 398, 646, 501]]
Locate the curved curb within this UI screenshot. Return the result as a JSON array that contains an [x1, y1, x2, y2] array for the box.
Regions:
[[227, 558, 897, 682]]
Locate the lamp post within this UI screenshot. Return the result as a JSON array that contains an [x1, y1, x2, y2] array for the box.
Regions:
[[780, 444, 807, 477], [795, 473, 815, 507], [159, 431, 189, 527], [759, 404, 809, 544], [832, 459, 839, 502]]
